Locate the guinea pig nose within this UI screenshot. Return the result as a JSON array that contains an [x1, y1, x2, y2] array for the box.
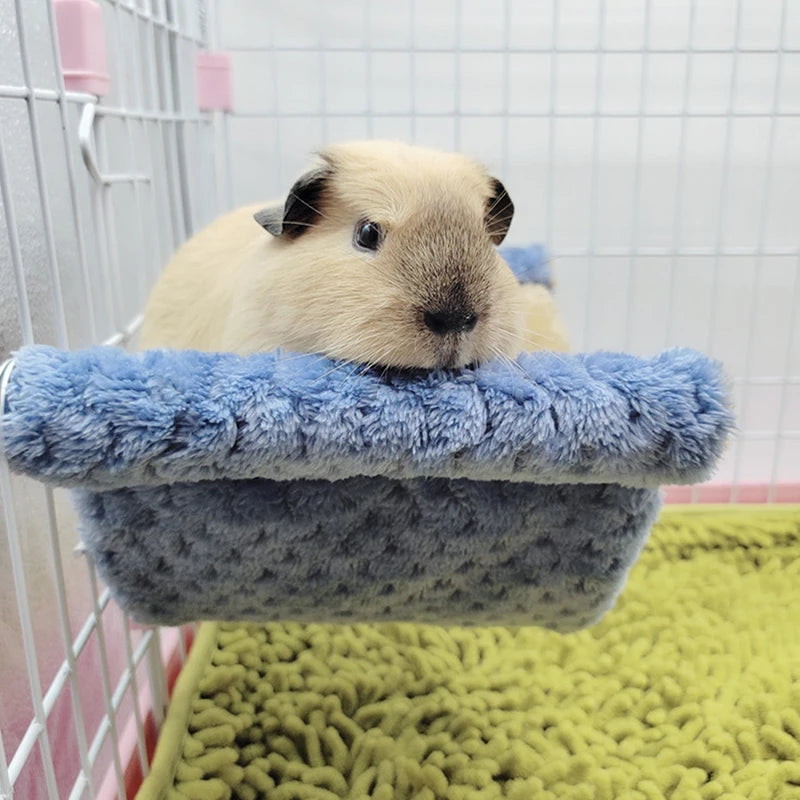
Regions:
[[423, 308, 479, 336]]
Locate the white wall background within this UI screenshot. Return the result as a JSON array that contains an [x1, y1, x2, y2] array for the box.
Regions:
[[219, 0, 800, 486]]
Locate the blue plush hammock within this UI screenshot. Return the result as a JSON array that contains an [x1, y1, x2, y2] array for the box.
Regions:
[[0, 247, 733, 632]]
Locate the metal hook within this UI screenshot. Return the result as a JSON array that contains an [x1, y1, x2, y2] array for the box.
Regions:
[[78, 102, 150, 186], [78, 102, 104, 186]]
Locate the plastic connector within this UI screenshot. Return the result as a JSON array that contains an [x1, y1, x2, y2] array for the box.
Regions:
[[54, 0, 110, 97], [196, 51, 232, 112]]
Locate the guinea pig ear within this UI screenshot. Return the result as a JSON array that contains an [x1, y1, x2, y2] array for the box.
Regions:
[[485, 178, 515, 246], [252, 205, 284, 236], [253, 166, 332, 239]]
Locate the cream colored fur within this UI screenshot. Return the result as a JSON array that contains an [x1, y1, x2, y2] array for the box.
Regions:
[[140, 141, 569, 367]]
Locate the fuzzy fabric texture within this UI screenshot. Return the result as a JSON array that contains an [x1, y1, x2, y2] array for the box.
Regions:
[[1, 343, 731, 629], [136, 507, 800, 800], [0, 245, 733, 628], [74, 480, 662, 630], [2, 346, 731, 491]]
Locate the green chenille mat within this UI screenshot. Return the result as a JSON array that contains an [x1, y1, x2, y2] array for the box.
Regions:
[[137, 507, 800, 800]]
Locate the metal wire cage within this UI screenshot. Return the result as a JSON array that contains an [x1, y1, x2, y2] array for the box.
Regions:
[[1, 1, 798, 797]]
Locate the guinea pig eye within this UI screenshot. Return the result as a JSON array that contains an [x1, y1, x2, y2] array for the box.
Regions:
[[353, 220, 384, 253]]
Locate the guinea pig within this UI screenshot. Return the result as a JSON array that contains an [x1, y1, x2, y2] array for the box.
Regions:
[[139, 140, 568, 368]]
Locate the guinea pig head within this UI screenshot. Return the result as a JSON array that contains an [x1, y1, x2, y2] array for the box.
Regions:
[[252, 141, 524, 369]]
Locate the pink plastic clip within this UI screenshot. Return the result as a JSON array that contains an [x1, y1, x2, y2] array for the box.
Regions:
[[196, 51, 233, 112], [54, 0, 110, 97]]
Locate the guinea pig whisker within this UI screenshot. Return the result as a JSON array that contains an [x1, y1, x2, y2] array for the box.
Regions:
[[486, 189, 510, 216], [358, 340, 407, 375], [342, 357, 377, 386], [486, 346, 527, 381], [313, 360, 355, 382], [489, 347, 531, 381], [485, 210, 510, 227], [497, 325, 571, 367], [332, 329, 389, 353], [496, 319, 559, 344], [509, 326, 557, 346], [354, 355, 386, 380], [486, 225, 509, 238], [516, 325, 571, 352], [342, 363, 362, 385], [499, 350, 543, 386], [279, 220, 320, 228], [497, 328, 550, 348], [349, 338, 400, 378], [275, 350, 331, 365], [288, 191, 331, 221], [311, 330, 392, 380], [378, 359, 396, 381]]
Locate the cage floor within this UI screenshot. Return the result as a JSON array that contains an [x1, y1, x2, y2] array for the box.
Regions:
[[136, 506, 800, 800]]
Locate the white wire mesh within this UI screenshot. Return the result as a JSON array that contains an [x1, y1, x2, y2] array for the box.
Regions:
[[221, 0, 800, 499], [1, 1, 214, 797], [1, 1, 799, 798]]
